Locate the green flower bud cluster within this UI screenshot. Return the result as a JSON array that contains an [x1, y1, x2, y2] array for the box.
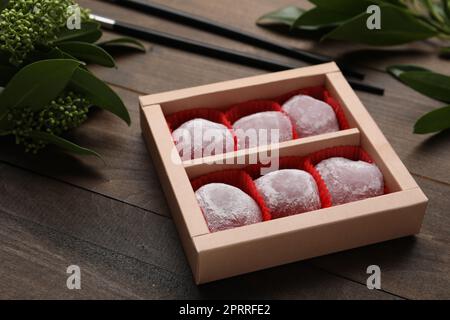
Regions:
[[0, 0, 90, 65], [7, 91, 91, 153]]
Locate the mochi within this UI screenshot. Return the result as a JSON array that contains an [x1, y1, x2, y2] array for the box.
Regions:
[[282, 95, 339, 137], [315, 157, 384, 205], [232, 111, 293, 149], [172, 118, 234, 160], [254, 169, 321, 219], [195, 183, 263, 232]]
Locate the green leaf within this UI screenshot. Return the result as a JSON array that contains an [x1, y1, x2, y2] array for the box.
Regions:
[[69, 68, 131, 125], [381, 0, 408, 7], [57, 41, 116, 67], [0, 65, 17, 86], [397, 71, 450, 103], [422, 0, 446, 23], [387, 64, 431, 78], [323, 5, 437, 45], [311, 0, 406, 9], [309, 0, 374, 15], [256, 6, 305, 27], [26, 47, 83, 64], [293, 7, 354, 28], [388, 65, 450, 102], [293, 0, 377, 28], [29, 131, 101, 158], [97, 37, 146, 52], [414, 105, 450, 133], [0, 59, 80, 120], [444, 0, 450, 19], [55, 21, 102, 43]]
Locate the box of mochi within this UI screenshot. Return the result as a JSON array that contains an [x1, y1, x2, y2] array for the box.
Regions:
[[139, 63, 428, 284]]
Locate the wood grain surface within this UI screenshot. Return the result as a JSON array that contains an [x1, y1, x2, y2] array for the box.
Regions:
[[0, 0, 448, 299]]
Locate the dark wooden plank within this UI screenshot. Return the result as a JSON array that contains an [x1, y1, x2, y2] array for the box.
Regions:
[[0, 210, 197, 299], [0, 163, 396, 299], [310, 176, 450, 300], [0, 162, 187, 276], [0, 0, 447, 299], [0, 161, 447, 299]]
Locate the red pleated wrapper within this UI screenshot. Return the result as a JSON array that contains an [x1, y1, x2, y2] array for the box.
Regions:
[[323, 90, 350, 131], [165, 108, 237, 152], [274, 86, 325, 104], [244, 156, 306, 180], [225, 100, 299, 140], [191, 169, 272, 222], [304, 146, 389, 206], [245, 156, 328, 217], [275, 86, 350, 131], [165, 86, 350, 158]]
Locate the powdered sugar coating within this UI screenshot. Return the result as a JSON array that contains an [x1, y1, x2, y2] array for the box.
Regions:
[[282, 95, 339, 137], [232, 111, 293, 149], [195, 183, 263, 232], [172, 118, 234, 160], [316, 157, 384, 205], [254, 169, 321, 219]]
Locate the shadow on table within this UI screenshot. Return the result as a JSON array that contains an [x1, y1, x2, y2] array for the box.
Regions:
[[339, 48, 434, 70], [256, 24, 332, 41], [0, 107, 129, 180], [0, 134, 105, 180], [415, 128, 450, 153]]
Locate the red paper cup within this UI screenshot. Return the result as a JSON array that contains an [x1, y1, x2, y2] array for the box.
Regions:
[[275, 86, 325, 105], [307, 145, 374, 165], [275, 86, 350, 131], [244, 156, 306, 180], [225, 100, 282, 124], [166, 108, 230, 132], [304, 146, 389, 206], [225, 100, 298, 144], [323, 90, 350, 130], [166, 108, 237, 152], [191, 169, 271, 222], [245, 156, 326, 218]]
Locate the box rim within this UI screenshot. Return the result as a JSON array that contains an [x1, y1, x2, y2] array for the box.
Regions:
[[193, 187, 428, 253], [325, 72, 419, 191], [139, 62, 339, 108], [138, 63, 428, 284]]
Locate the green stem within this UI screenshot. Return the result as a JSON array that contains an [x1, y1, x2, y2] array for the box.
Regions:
[[406, 4, 450, 35], [424, 0, 445, 23], [416, 14, 450, 34], [442, 0, 450, 19]]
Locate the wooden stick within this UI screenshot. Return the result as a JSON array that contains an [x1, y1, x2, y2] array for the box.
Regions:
[[107, 0, 366, 80], [91, 15, 384, 96]]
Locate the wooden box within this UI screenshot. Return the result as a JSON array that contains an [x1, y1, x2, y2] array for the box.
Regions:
[[139, 63, 428, 284]]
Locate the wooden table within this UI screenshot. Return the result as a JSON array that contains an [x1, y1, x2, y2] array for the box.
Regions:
[[0, 0, 449, 299]]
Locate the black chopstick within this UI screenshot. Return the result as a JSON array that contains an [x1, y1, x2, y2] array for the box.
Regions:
[[91, 15, 384, 96], [106, 0, 365, 80]]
